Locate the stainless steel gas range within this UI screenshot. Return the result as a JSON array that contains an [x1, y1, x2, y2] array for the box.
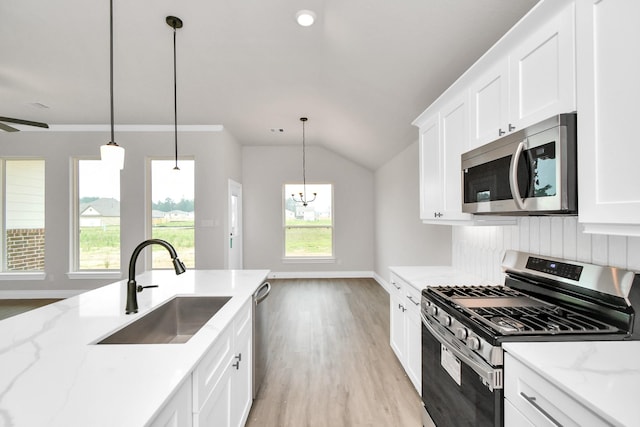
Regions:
[[420, 250, 640, 427]]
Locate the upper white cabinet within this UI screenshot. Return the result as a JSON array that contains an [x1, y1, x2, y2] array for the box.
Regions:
[[469, 1, 576, 149], [577, 0, 640, 236], [418, 113, 442, 220]]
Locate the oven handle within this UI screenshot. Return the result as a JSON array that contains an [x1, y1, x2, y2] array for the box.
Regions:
[[509, 140, 527, 210], [421, 313, 503, 390]]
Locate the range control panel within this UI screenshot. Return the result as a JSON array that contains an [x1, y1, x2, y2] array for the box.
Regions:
[[526, 256, 583, 281]]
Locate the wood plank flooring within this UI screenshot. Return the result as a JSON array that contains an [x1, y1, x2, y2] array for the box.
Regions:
[[246, 278, 422, 427], [0, 299, 61, 321]]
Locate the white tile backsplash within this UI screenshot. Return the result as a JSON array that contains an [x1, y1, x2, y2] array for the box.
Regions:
[[452, 217, 640, 283]]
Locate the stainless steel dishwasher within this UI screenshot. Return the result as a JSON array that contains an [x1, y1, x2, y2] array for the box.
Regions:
[[252, 281, 270, 399]]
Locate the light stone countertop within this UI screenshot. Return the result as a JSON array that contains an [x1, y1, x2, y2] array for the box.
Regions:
[[504, 340, 640, 426], [389, 266, 495, 291], [0, 269, 269, 427]]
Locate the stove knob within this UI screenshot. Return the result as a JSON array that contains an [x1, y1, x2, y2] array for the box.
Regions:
[[427, 306, 438, 317], [442, 315, 452, 327], [455, 327, 468, 340], [467, 337, 481, 351]]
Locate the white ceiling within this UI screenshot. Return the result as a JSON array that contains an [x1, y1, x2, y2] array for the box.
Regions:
[[0, 0, 538, 170]]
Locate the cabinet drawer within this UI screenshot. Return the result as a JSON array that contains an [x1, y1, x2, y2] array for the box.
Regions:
[[404, 284, 422, 313], [192, 326, 233, 412], [504, 353, 610, 427], [389, 273, 404, 297]]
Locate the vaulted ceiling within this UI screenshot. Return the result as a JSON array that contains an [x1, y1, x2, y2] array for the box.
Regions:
[[0, 0, 538, 170]]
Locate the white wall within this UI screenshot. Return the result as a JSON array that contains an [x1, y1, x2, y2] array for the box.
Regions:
[[452, 217, 640, 284], [0, 129, 241, 293], [374, 141, 452, 282], [242, 145, 374, 275]]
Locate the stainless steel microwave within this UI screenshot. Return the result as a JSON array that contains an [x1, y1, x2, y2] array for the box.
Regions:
[[461, 113, 577, 215]]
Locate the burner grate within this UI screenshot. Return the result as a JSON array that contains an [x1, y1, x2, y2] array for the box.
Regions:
[[432, 285, 523, 299], [474, 305, 618, 335]]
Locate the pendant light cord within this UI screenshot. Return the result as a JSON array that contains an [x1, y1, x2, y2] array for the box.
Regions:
[[172, 24, 179, 170], [109, 0, 114, 144]]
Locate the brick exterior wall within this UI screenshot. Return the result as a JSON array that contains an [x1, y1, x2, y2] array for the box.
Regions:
[[6, 228, 45, 271]]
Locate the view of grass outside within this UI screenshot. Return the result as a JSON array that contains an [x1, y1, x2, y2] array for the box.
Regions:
[[151, 160, 195, 269], [79, 225, 120, 269], [284, 184, 333, 257]]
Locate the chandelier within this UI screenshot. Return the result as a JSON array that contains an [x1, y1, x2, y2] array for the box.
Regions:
[[291, 117, 316, 207]]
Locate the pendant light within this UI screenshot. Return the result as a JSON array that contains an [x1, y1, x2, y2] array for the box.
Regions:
[[291, 117, 317, 207], [100, 0, 125, 170], [166, 15, 183, 171]]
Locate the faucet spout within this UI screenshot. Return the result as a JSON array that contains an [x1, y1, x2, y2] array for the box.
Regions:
[[126, 239, 186, 314]]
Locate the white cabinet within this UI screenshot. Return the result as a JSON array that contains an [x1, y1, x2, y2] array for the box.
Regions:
[[469, 1, 576, 149], [418, 113, 442, 220], [418, 93, 473, 223], [389, 273, 421, 395], [193, 299, 252, 427], [577, 0, 640, 236], [504, 353, 609, 427], [149, 378, 193, 427]]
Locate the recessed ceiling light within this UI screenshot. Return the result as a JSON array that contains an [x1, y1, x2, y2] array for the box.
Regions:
[[296, 10, 316, 27]]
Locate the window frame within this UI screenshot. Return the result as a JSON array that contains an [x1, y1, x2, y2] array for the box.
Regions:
[[282, 183, 335, 262], [0, 157, 47, 280], [146, 156, 196, 270], [68, 157, 121, 280]]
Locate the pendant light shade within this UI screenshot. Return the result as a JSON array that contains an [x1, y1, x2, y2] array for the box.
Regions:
[[100, 0, 125, 170]]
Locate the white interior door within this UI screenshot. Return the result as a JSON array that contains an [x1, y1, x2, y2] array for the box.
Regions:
[[227, 179, 243, 269]]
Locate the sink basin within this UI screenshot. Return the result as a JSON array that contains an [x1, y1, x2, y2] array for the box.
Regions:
[[97, 296, 232, 345]]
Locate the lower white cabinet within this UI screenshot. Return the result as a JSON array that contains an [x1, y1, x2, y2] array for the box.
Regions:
[[504, 353, 609, 427], [194, 299, 253, 427], [389, 273, 422, 395], [149, 378, 193, 427]]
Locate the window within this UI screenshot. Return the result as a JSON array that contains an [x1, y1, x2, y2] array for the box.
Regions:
[[73, 159, 120, 271], [284, 183, 333, 258], [1, 159, 45, 272], [150, 160, 195, 269]]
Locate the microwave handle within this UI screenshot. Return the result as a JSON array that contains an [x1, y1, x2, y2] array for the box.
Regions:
[[509, 140, 527, 210]]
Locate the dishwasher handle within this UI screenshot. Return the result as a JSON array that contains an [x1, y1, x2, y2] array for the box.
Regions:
[[254, 281, 271, 305]]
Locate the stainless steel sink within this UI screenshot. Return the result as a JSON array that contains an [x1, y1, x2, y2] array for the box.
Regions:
[[97, 296, 232, 344]]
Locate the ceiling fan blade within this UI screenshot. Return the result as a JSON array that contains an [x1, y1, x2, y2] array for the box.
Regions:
[[0, 122, 19, 132], [0, 116, 49, 129]]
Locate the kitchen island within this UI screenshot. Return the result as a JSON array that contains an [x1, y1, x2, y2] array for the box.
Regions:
[[504, 341, 640, 427], [0, 269, 269, 427]]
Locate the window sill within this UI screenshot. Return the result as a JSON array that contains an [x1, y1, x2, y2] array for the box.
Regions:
[[282, 257, 336, 264], [0, 272, 46, 281], [66, 271, 123, 280]]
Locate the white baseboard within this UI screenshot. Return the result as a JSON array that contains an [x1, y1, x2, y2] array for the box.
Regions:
[[372, 272, 391, 294], [267, 271, 374, 279], [0, 289, 84, 299]]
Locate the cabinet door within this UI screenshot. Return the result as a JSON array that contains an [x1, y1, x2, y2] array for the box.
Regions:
[[440, 93, 473, 221], [149, 378, 193, 427], [418, 114, 442, 220], [404, 309, 422, 396], [469, 60, 510, 148], [231, 301, 253, 427], [195, 369, 232, 427], [389, 295, 405, 362], [577, 0, 640, 234], [509, 1, 575, 131]]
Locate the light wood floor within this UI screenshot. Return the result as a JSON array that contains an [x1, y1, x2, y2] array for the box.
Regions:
[[0, 299, 61, 321], [246, 278, 422, 427]]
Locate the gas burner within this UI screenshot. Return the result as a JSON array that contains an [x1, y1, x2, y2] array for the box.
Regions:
[[490, 316, 526, 333]]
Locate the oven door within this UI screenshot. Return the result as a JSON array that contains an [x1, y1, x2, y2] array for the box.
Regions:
[[421, 314, 503, 427]]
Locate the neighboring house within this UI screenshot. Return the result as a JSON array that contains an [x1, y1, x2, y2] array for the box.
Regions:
[[79, 198, 120, 227]]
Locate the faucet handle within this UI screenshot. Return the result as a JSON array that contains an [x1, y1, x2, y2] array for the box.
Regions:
[[137, 284, 159, 293]]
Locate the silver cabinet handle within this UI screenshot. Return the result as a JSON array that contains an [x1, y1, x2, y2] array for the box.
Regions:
[[392, 281, 401, 290], [509, 123, 516, 132], [509, 140, 527, 210], [520, 392, 563, 427], [407, 295, 420, 306], [499, 128, 506, 136], [233, 353, 242, 370], [398, 303, 406, 312]]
